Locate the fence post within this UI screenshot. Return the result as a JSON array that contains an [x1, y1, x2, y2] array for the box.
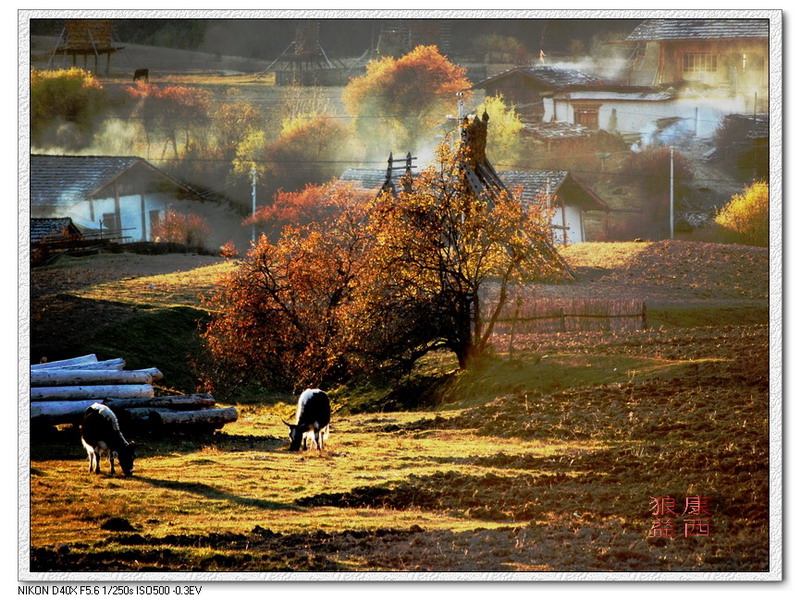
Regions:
[[559, 307, 566, 332], [642, 301, 647, 330], [508, 295, 522, 355]]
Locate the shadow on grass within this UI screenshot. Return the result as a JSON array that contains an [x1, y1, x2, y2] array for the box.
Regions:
[[135, 476, 301, 512]]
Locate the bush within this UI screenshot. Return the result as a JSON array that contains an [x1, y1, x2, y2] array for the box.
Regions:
[[31, 68, 110, 148], [151, 209, 211, 248], [714, 181, 769, 246]]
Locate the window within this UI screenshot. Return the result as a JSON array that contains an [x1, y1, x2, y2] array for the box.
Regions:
[[573, 105, 599, 129], [741, 53, 765, 72], [101, 212, 120, 234], [683, 53, 718, 73]]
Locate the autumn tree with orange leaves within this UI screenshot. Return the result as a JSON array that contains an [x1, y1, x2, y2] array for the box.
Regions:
[[126, 82, 212, 159], [199, 135, 565, 394], [198, 189, 372, 393], [343, 45, 471, 153], [244, 180, 373, 240]]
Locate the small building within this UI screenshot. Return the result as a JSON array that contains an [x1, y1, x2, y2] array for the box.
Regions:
[[30, 217, 84, 245], [30, 154, 238, 248], [623, 18, 769, 112], [472, 65, 607, 121], [500, 171, 609, 245], [30, 217, 86, 264]]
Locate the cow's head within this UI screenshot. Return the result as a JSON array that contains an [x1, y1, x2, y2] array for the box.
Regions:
[[117, 442, 137, 476], [283, 421, 304, 451]]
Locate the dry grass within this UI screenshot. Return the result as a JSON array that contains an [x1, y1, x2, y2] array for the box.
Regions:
[[27, 241, 771, 572]]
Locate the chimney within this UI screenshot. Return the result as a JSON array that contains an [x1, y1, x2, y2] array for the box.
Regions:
[[460, 111, 489, 168]]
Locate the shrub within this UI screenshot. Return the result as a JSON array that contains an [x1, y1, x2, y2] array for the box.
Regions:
[[30, 68, 109, 148], [151, 209, 211, 248], [714, 181, 769, 246]]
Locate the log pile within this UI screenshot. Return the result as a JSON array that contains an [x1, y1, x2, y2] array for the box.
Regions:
[[30, 354, 238, 431]]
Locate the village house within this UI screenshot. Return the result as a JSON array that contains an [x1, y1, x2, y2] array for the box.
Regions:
[[341, 113, 609, 245], [540, 19, 768, 143], [472, 65, 607, 122], [29, 154, 241, 248], [623, 18, 769, 111]]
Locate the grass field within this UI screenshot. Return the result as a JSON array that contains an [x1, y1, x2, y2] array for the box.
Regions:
[[26, 241, 772, 573]]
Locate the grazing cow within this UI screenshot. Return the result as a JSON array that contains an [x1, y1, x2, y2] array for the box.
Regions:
[[133, 68, 149, 82], [80, 403, 136, 476], [283, 389, 331, 451]]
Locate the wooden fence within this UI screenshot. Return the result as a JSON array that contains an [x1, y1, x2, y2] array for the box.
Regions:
[[486, 296, 647, 338]]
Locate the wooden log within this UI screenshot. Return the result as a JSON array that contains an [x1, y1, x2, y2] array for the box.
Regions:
[[30, 400, 96, 423], [31, 354, 98, 371], [106, 394, 217, 410], [30, 369, 162, 387], [124, 406, 238, 428], [45, 359, 127, 371], [30, 384, 154, 402]]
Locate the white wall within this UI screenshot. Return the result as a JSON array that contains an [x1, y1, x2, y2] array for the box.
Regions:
[[65, 192, 171, 241], [551, 203, 584, 244], [545, 95, 748, 140]]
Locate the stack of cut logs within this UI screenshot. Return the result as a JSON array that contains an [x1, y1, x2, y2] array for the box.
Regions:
[[30, 354, 238, 431]]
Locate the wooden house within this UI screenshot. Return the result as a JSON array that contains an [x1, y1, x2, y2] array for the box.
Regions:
[[623, 18, 769, 112], [500, 171, 609, 245], [30, 155, 239, 248], [472, 66, 606, 121]]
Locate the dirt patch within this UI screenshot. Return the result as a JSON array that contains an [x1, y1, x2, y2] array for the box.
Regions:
[[525, 240, 769, 305]]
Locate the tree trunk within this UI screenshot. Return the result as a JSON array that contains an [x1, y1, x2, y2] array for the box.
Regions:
[[30, 368, 162, 387], [30, 384, 154, 402]]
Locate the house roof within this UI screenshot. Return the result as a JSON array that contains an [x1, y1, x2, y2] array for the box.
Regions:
[[30, 155, 197, 208], [625, 19, 769, 42], [339, 168, 609, 212], [551, 90, 676, 102], [473, 65, 607, 91], [500, 171, 610, 211], [339, 168, 412, 192], [30, 217, 83, 244]]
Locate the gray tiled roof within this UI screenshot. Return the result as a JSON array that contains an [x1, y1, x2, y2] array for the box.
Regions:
[[475, 65, 606, 90], [500, 171, 569, 202], [339, 168, 405, 191], [340, 167, 607, 211], [30, 217, 82, 243], [626, 19, 769, 42], [30, 155, 143, 208], [30, 154, 196, 208]]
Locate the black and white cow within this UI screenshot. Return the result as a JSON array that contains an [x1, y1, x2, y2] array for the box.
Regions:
[[283, 388, 331, 451], [80, 403, 136, 476]]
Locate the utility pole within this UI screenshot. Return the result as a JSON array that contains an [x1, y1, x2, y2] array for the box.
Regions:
[[251, 166, 257, 244], [669, 146, 674, 240]]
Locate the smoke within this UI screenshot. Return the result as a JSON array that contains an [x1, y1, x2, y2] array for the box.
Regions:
[[32, 118, 141, 158]]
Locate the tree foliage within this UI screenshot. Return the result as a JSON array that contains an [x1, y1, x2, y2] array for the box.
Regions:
[[151, 209, 212, 248], [30, 68, 109, 148], [199, 191, 371, 393], [361, 143, 564, 369], [620, 146, 694, 237], [476, 95, 524, 167], [245, 180, 373, 239], [343, 45, 471, 152], [199, 138, 566, 394], [714, 180, 769, 246], [125, 82, 212, 159]]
